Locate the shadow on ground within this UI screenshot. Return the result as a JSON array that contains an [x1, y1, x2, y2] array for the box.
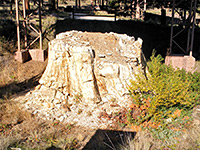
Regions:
[[0, 74, 42, 99], [83, 129, 136, 150]]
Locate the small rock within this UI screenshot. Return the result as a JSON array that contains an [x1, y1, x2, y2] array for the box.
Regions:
[[102, 97, 108, 102], [98, 54, 106, 58], [166, 118, 172, 123], [58, 116, 65, 122], [110, 104, 120, 107], [10, 148, 21, 150], [32, 110, 39, 115]]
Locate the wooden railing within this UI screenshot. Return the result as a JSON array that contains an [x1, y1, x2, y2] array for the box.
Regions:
[[71, 7, 117, 21]]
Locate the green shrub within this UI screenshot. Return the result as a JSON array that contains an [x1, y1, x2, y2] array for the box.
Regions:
[[107, 0, 120, 8], [128, 51, 199, 123], [188, 72, 200, 92]]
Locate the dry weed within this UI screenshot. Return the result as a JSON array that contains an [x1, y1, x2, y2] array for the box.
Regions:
[[0, 101, 82, 149], [0, 132, 22, 150], [0, 101, 32, 125]]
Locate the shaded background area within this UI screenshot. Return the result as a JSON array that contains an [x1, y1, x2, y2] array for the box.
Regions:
[[56, 19, 170, 61], [55, 18, 200, 61]]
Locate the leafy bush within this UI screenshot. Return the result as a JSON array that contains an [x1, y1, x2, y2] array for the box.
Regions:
[[107, 0, 120, 8], [127, 52, 200, 143], [128, 51, 200, 123], [188, 72, 200, 93]]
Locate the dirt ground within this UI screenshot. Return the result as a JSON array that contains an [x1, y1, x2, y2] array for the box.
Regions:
[[0, 55, 47, 99]]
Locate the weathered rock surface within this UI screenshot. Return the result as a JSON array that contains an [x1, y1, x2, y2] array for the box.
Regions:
[[14, 31, 146, 128], [40, 31, 144, 104]]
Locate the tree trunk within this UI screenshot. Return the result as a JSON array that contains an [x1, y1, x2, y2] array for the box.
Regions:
[[25, 0, 29, 10], [135, 0, 140, 19], [49, 0, 56, 10], [131, 0, 134, 18], [75, 0, 78, 8], [161, 5, 166, 26], [78, 0, 81, 8], [102, 0, 104, 8], [144, 0, 146, 11], [143, 0, 146, 19]]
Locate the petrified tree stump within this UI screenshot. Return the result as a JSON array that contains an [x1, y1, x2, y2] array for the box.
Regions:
[[39, 31, 145, 105]]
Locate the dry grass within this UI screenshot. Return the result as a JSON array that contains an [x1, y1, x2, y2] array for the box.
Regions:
[[0, 58, 19, 86], [0, 37, 16, 56], [0, 101, 32, 150], [0, 101, 82, 150]]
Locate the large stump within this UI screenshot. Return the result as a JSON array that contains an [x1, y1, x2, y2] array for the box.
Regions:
[[40, 31, 145, 104], [15, 31, 146, 128]]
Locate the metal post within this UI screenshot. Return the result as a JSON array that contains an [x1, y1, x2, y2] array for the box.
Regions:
[[190, 0, 197, 56], [186, 0, 193, 54], [143, 0, 146, 11], [10, 3, 12, 14], [136, 0, 140, 19], [131, 0, 133, 18], [183, 8, 186, 26], [75, 0, 78, 8], [15, 0, 20, 52], [23, 0, 27, 48], [169, 0, 175, 55], [56, 0, 58, 9], [39, 0, 42, 50], [78, 0, 80, 9]]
